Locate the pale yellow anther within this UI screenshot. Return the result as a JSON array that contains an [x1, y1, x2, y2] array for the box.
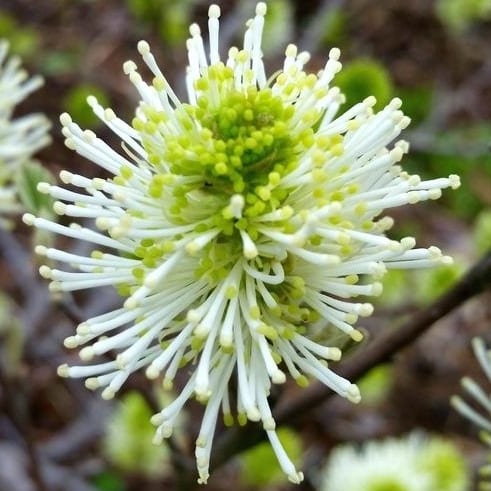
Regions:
[[359, 303, 374, 317], [428, 246, 442, 258], [297, 51, 311, 65], [327, 347, 342, 361], [59, 170, 73, 184], [86, 95, 98, 107], [401, 236, 416, 249], [59, 112, 72, 126], [371, 282, 383, 296], [53, 201, 67, 215], [34, 245, 47, 256], [102, 388, 116, 400], [189, 23, 201, 37], [57, 364, 70, 377], [162, 377, 174, 391], [209, 4, 221, 18], [350, 329, 364, 342], [79, 346, 94, 361], [390, 146, 404, 162], [399, 116, 411, 129], [122, 60, 137, 74], [441, 255, 454, 265], [449, 174, 461, 189], [36, 182, 51, 194], [429, 188, 442, 200], [285, 44, 297, 58], [329, 47, 341, 60], [256, 2, 267, 16], [64, 137, 76, 150], [390, 97, 403, 109], [39, 265, 52, 279], [104, 108, 116, 121], [272, 369, 286, 384], [63, 336, 79, 349], [48, 282, 62, 293], [347, 384, 361, 404], [85, 378, 100, 390], [83, 129, 96, 142], [396, 140, 410, 153], [407, 191, 421, 204]]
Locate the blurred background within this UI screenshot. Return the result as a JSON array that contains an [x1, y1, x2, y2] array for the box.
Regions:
[[1, 0, 491, 490]]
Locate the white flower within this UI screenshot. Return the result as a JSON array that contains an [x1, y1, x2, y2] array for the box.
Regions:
[[452, 337, 491, 488], [452, 338, 491, 433], [25, 3, 458, 484], [320, 434, 432, 491], [0, 40, 50, 223], [320, 433, 468, 491]]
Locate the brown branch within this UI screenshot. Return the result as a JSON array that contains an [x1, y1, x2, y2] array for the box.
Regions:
[[209, 248, 491, 476]]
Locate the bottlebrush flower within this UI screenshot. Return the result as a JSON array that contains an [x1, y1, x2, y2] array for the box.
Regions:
[[0, 40, 50, 224], [25, 3, 459, 484]]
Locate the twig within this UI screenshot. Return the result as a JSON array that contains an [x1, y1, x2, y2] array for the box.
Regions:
[[209, 248, 491, 475]]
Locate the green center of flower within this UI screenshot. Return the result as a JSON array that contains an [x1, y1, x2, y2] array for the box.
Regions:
[[193, 86, 295, 193], [133, 63, 319, 229], [121, 64, 340, 294], [368, 481, 408, 491]]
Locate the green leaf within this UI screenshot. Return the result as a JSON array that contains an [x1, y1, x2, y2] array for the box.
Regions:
[[0, 13, 39, 59], [103, 392, 170, 477], [262, 0, 294, 56], [396, 86, 433, 125], [377, 269, 410, 307], [240, 427, 303, 487], [320, 8, 347, 47], [334, 58, 393, 111], [0, 13, 16, 38], [40, 50, 81, 76], [63, 84, 110, 128], [92, 472, 126, 491], [436, 0, 491, 32], [15, 161, 55, 216], [473, 210, 491, 254], [357, 364, 393, 406], [414, 261, 465, 304]]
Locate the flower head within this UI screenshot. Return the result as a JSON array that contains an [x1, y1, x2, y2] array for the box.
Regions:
[[0, 40, 50, 224], [26, 3, 458, 484], [320, 434, 468, 491]]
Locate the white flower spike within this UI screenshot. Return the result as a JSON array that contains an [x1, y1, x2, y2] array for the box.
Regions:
[[26, 3, 458, 484], [0, 40, 51, 224]]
